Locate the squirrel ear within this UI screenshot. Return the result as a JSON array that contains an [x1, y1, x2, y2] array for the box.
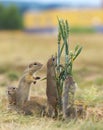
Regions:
[[33, 62, 37, 65], [51, 55, 54, 61]]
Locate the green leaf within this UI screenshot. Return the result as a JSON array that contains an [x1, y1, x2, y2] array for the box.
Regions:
[[62, 20, 66, 36], [74, 45, 79, 52], [65, 20, 69, 37], [41, 77, 47, 81], [58, 18, 65, 40], [58, 31, 61, 44], [73, 46, 83, 61]]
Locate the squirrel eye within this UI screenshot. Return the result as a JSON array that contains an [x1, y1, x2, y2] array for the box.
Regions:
[[13, 87, 15, 89], [34, 63, 37, 65], [52, 58, 55, 61]]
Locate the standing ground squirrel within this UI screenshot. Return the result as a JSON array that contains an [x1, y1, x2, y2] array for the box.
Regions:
[[46, 56, 58, 117], [16, 62, 43, 108]]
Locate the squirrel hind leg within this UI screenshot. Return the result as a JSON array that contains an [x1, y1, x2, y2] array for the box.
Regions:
[[41, 106, 47, 117], [23, 109, 33, 115]]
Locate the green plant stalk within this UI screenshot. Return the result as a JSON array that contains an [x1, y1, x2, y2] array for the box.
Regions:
[[58, 19, 75, 118], [64, 39, 69, 75], [58, 19, 70, 75], [56, 27, 63, 110], [57, 18, 71, 110], [57, 40, 60, 72], [69, 62, 73, 76], [56, 80, 62, 110], [60, 42, 65, 57], [58, 19, 65, 40], [56, 18, 83, 118], [57, 19, 70, 109]]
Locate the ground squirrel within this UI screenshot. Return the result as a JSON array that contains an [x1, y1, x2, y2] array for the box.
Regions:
[[7, 86, 87, 118], [46, 56, 58, 117], [16, 62, 43, 108], [7, 86, 47, 116], [22, 97, 47, 116], [7, 86, 17, 110]]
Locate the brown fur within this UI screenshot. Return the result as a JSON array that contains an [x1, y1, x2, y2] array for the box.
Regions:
[[16, 62, 43, 108], [22, 97, 47, 116], [62, 76, 77, 119], [7, 86, 47, 116], [46, 56, 58, 117], [7, 86, 18, 110]]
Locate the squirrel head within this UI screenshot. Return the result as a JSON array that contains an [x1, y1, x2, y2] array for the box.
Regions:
[[7, 86, 17, 105], [47, 56, 57, 67], [28, 62, 43, 74], [7, 86, 17, 96]]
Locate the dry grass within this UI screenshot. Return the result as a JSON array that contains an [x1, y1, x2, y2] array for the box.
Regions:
[[0, 31, 103, 130]]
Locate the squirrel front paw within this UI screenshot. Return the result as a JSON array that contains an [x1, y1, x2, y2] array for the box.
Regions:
[[33, 81, 36, 84], [34, 77, 41, 80]]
